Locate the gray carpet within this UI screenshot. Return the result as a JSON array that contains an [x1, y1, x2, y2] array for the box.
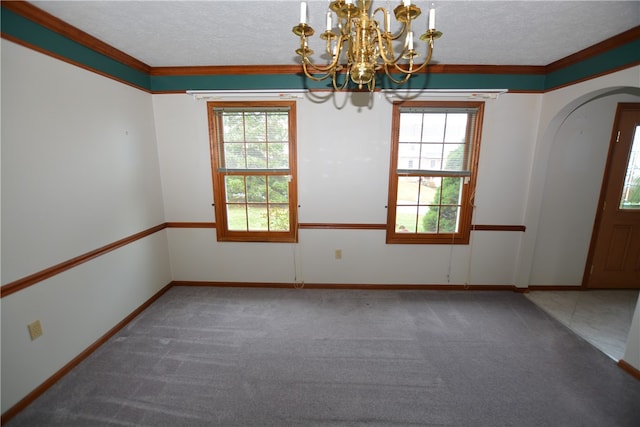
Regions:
[[7, 287, 640, 426]]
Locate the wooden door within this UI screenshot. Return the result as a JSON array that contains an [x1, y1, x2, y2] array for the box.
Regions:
[[585, 103, 640, 288]]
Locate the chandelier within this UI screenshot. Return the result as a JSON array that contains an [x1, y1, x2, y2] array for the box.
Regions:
[[292, 0, 442, 91]]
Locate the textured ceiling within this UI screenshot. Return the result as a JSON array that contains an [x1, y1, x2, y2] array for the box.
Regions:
[[29, 0, 640, 68]]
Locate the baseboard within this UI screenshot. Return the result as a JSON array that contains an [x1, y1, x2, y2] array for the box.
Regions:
[[527, 285, 585, 291], [618, 359, 640, 380], [171, 281, 520, 291], [0, 282, 174, 425]]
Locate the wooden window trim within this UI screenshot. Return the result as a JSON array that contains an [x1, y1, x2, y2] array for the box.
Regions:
[[386, 101, 485, 244], [208, 101, 298, 243]]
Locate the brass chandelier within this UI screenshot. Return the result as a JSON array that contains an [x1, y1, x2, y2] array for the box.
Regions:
[[293, 0, 442, 91]]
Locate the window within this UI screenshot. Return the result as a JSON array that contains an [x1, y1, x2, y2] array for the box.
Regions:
[[620, 125, 640, 209], [208, 101, 298, 242], [386, 101, 484, 244]]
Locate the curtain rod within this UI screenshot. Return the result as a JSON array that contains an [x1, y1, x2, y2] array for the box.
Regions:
[[186, 90, 308, 100]]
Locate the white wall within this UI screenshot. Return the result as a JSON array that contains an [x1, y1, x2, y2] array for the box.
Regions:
[[1, 40, 172, 412], [154, 91, 540, 286], [517, 66, 640, 287]]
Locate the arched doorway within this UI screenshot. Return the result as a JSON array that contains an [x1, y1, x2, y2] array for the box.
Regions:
[[584, 102, 640, 288], [524, 86, 640, 287]]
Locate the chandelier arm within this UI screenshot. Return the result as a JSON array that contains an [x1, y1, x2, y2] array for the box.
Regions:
[[375, 26, 419, 67], [370, 6, 408, 44], [301, 60, 337, 82], [300, 53, 339, 75], [388, 21, 409, 41], [372, 7, 389, 32], [332, 66, 350, 91], [374, 26, 401, 66], [383, 63, 413, 85], [299, 33, 350, 75], [389, 41, 434, 76]]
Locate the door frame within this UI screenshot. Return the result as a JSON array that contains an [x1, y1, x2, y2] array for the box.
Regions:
[[582, 102, 640, 288]]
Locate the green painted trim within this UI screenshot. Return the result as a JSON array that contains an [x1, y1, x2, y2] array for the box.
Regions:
[[1, 4, 637, 93], [379, 73, 546, 92], [545, 39, 640, 90], [1, 7, 151, 90], [150, 74, 309, 92]]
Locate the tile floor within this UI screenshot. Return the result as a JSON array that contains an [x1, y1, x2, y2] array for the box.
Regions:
[[525, 289, 639, 361]]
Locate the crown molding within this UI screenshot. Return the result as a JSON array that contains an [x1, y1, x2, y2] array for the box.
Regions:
[[2, 1, 638, 90], [545, 25, 640, 73], [1, 0, 151, 74]]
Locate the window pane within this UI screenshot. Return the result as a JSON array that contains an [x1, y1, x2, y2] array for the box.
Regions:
[[396, 205, 418, 232], [224, 143, 246, 169], [227, 205, 247, 231], [398, 143, 421, 169], [420, 143, 443, 170], [438, 206, 460, 232], [620, 125, 640, 209], [268, 142, 289, 169], [246, 176, 267, 203], [443, 144, 466, 171], [247, 204, 268, 230], [421, 113, 446, 142], [267, 113, 289, 142], [225, 176, 246, 202], [246, 143, 267, 169], [269, 204, 290, 231], [397, 176, 419, 204], [441, 177, 463, 205], [444, 114, 468, 143], [268, 176, 289, 203], [419, 177, 438, 204], [399, 113, 424, 142], [420, 205, 439, 233], [244, 112, 266, 142], [222, 113, 245, 142]]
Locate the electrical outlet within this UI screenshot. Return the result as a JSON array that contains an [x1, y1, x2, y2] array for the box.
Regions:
[[28, 320, 43, 341], [335, 249, 342, 260]]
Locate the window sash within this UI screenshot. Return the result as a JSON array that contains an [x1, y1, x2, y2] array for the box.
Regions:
[[215, 109, 291, 172]]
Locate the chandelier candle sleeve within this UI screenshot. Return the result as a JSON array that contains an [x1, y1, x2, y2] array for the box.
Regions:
[[300, 1, 307, 24], [429, 5, 435, 30]]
